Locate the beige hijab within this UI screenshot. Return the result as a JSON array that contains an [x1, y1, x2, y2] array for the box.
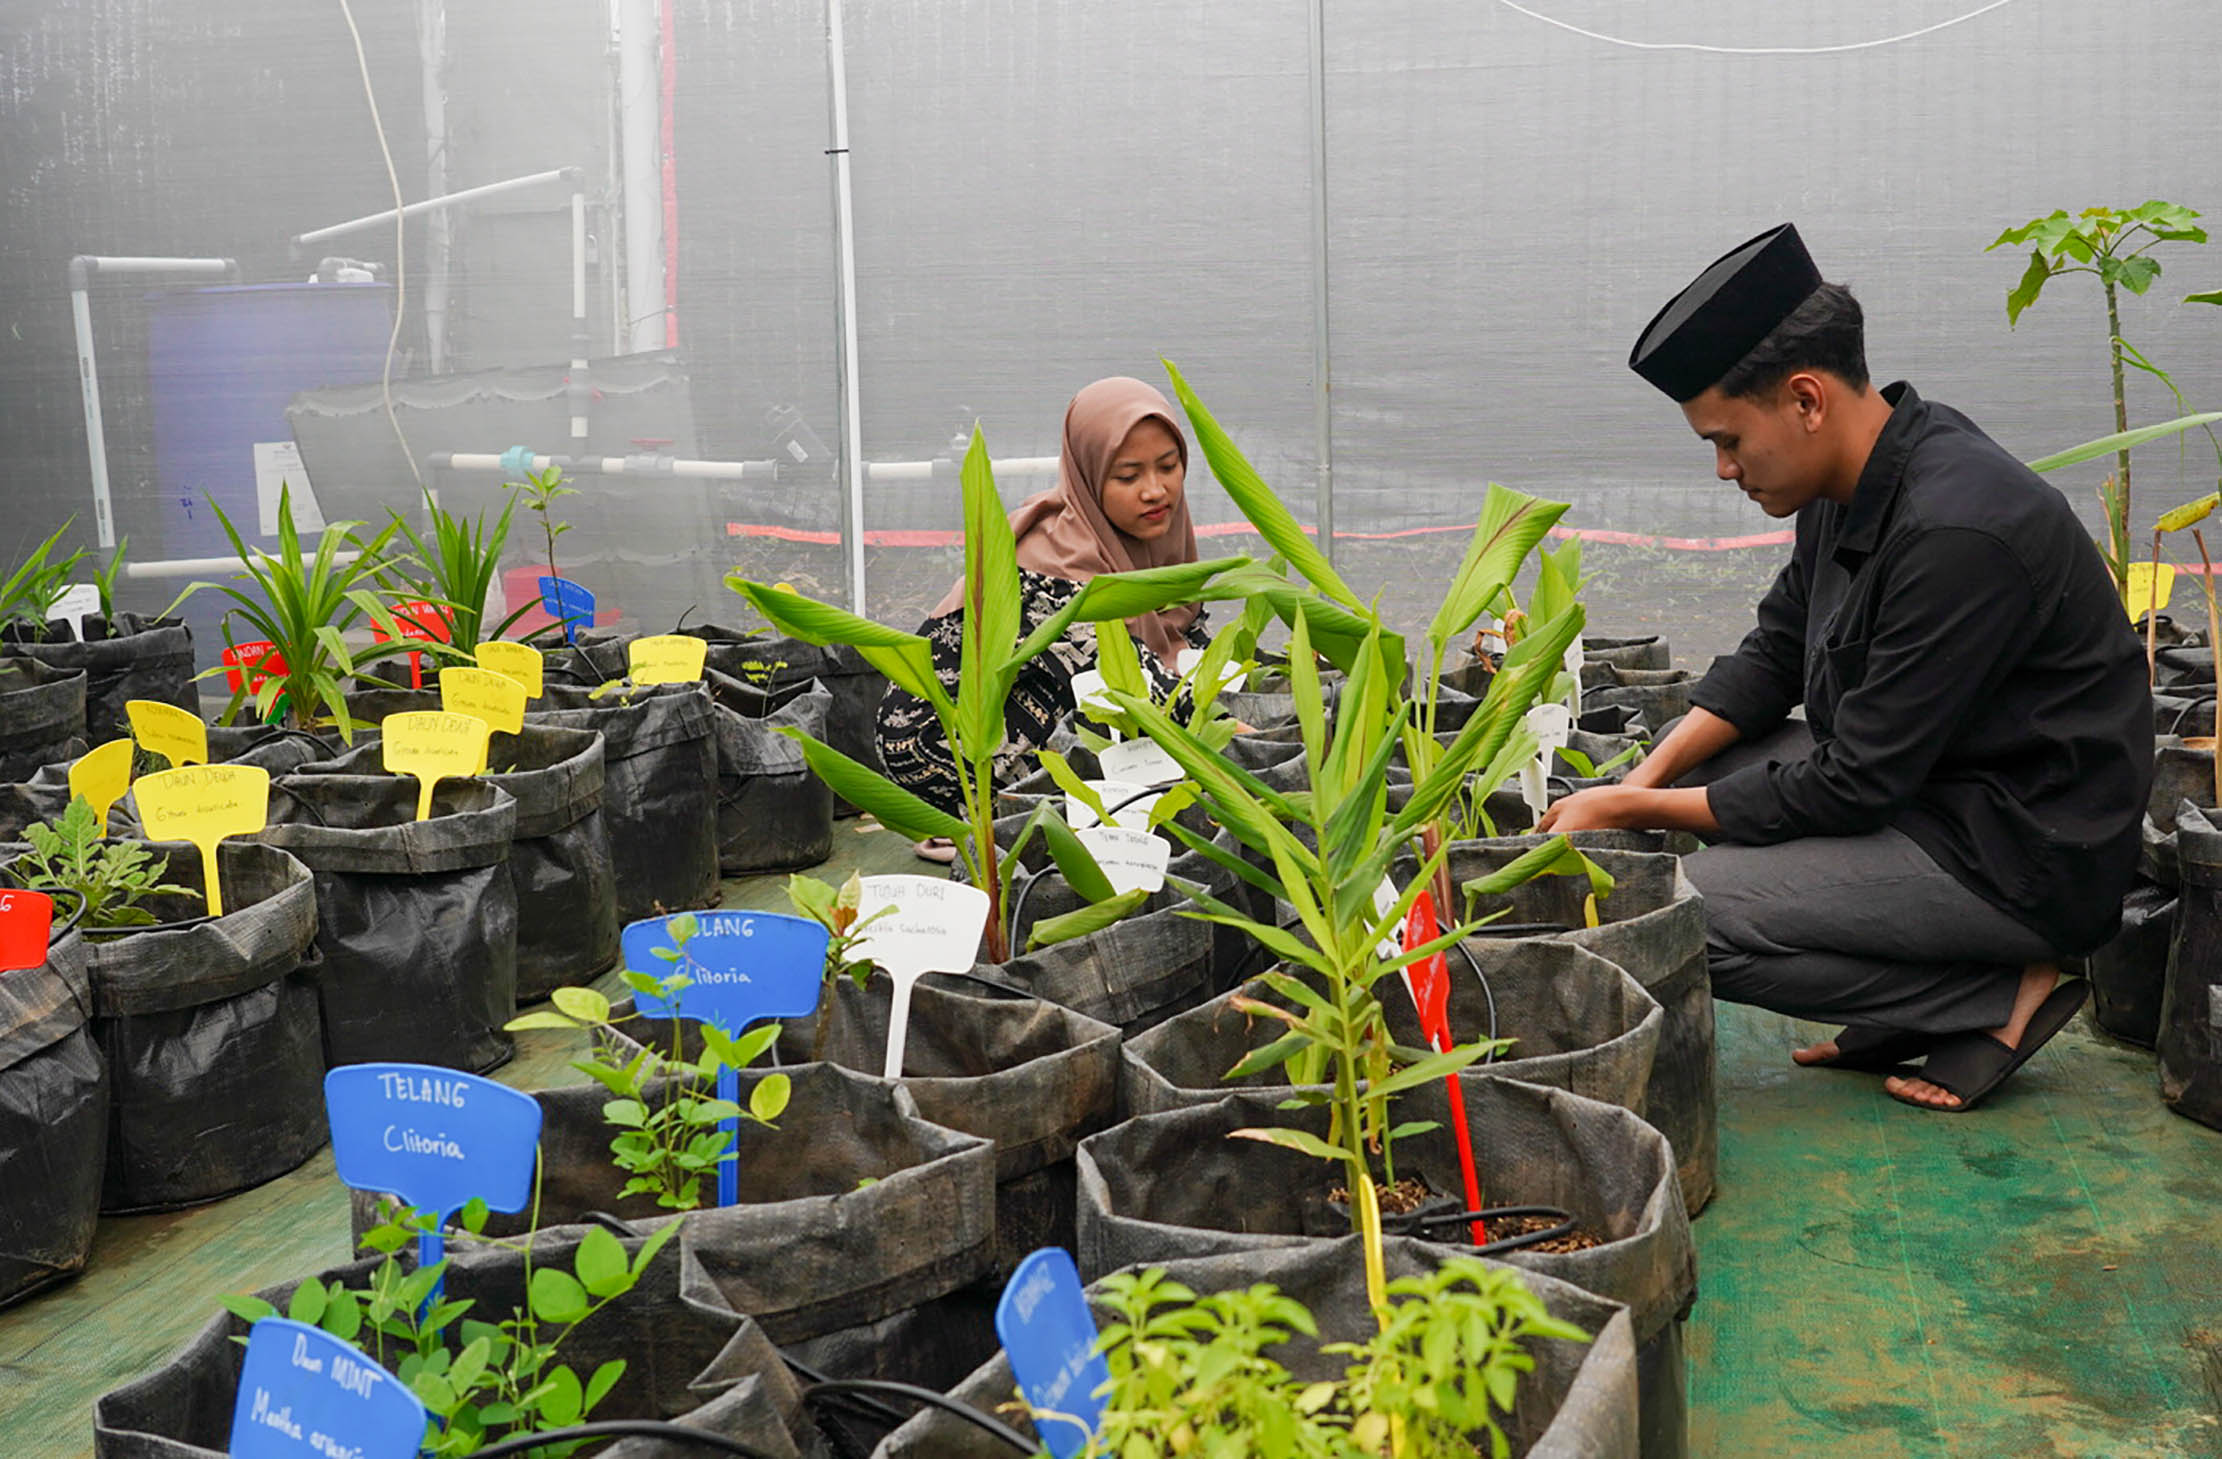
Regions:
[[934, 377, 1202, 667]]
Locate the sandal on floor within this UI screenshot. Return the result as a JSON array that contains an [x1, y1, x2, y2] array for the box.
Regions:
[[1887, 979, 2088, 1113], [913, 836, 959, 865], [1801, 1024, 1935, 1073]]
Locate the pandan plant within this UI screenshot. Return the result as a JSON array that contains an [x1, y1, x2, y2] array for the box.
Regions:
[[174, 486, 415, 737], [385, 489, 541, 654], [727, 427, 1248, 963]]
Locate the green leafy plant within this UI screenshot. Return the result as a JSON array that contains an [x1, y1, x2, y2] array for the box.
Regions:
[[0, 519, 87, 634], [506, 465, 578, 589], [388, 489, 538, 653], [1989, 201, 2211, 593], [223, 1196, 678, 1456], [1047, 1259, 1588, 1459], [788, 869, 893, 989], [173, 486, 413, 737], [91, 537, 129, 627], [15, 797, 198, 931], [506, 913, 791, 1211], [728, 425, 1248, 962]]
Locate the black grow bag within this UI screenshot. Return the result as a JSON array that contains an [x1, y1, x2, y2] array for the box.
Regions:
[[355, 1060, 999, 1349], [309, 724, 619, 1000], [611, 976, 1121, 1275], [1583, 635, 1672, 672], [1421, 838, 1715, 1215], [531, 679, 720, 922], [994, 859, 1226, 1036], [0, 757, 78, 840], [1077, 1078, 1694, 1459], [1122, 941, 1663, 1123], [874, 1234, 1639, 1459], [261, 775, 519, 1073], [3, 613, 196, 744], [1, 841, 327, 1214], [705, 669, 835, 874], [0, 657, 88, 780], [1579, 666, 1693, 736], [684, 623, 891, 819], [2159, 803, 2222, 1129], [93, 1226, 821, 1459], [0, 910, 103, 1308], [2076, 880, 2176, 1049]]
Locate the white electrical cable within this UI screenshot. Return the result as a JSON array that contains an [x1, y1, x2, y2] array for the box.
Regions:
[[336, 0, 424, 490], [1486, 0, 2024, 55]]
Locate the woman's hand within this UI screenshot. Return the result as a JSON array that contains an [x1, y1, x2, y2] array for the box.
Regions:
[[1538, 784, 1721, 835]]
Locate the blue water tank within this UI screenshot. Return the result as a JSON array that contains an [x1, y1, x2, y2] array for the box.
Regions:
[[142, 282, 393, 662]]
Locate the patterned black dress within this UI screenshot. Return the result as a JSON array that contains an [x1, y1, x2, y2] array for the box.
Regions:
[[875, 569, 1210, 816]]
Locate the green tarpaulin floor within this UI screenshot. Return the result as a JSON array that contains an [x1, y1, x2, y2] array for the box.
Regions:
[[5, 817, 2219, 1456]]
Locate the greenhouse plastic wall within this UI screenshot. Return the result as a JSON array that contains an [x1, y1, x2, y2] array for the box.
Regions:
[[5, 0, 2222, 662]]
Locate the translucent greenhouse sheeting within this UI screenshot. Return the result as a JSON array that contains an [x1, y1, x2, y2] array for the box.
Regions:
[[6, 0, 2222, 667]]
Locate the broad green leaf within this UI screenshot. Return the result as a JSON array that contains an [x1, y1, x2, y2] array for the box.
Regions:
[[2186, 290, 2222, 307], [1366, 1043, 1492, 1102], [1425, 485, 1572, 650], [1092, 618, 1149, 699], [1223, 1029, 1312, 1081], [1036, 750, 1110, 827], [2027, 413, 2222, 472], [1003, 558, 1246, 694], [779, 731, 969, 843], [1025, 886, 1149, 950], [574, 1226, 629, 1298], [583, 1358, 626, 1415], [1036, 810, 1118, 903], [957, 427, 1022, 750], [551, 987, 611, 1024], [528, 1267, 590, 1325], [1459, 834, 1613, 903], [505, 1010, 580, 1032], [1227, 1124, 1348, 1163], [726, 579, 952, 715], [2110, 254, 2163, 295], [749, 1071, 791, 1122], [2005, 249, 2052, 325], [1288, 608, 1327, 773]]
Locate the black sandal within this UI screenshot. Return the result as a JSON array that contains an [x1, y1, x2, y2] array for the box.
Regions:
[[1888, 980, 2088, 1113], [1800, 1024, 1935, 1073]]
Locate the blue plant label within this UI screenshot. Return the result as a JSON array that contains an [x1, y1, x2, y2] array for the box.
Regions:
[[229, 1317, 429, 1459], [996, 1248, 1108, 1459], [537, 576, 595, 644], [323, 1063, 542, 1220], [622, 910, 829, 1032]]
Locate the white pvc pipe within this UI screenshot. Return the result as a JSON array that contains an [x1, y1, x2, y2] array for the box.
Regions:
[[293, 168, 580, 247], [417, 0, 451, 373], [570, 191, 590, 442], [124, 550, 361, 581], [432, 451, 1060, 482], [825, 0, 867, 615], [617, 0, 667, 354]]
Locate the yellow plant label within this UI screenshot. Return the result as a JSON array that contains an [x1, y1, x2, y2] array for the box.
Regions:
[[475, 640, 544, 699], [382, 712, 492, 820], [69, 739, 135, 829], [127, 699, 208, 768], [2126, 561, 2176, 623], [439, 667, 526, 736], [628, 634, 706, 685], [135, 763, 270, 917]]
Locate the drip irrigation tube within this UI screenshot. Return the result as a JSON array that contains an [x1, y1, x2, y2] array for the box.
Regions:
[[800, 1379, 1038, 1455], [1410, 1203, 1581, 1255], [467, 1422, 787, 1458]]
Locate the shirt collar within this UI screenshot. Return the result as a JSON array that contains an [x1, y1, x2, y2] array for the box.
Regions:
[[1834, 381, 1924, 562]]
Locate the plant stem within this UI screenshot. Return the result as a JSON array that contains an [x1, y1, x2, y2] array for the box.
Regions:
[[2149, 528, 2164, 685], [2197, 529, 2221, 810], [972, 754, 1007, 964], [2109, 280, 2132, 594]]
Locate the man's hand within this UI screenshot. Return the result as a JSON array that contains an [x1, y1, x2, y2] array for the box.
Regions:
[[1538, 784, 1721, 835]]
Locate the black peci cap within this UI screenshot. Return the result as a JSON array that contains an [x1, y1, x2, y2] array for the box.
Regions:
[[1629, 224, 1823, 401]]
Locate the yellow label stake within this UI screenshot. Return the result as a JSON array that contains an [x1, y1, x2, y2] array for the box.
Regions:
[[126, 699, 208, 768], [2125, 561, 2177, 623], [135, 764, 270, 916], [439, 667, 527, 736], [628, 634, 707, 685], [475, 639, 544, 699], [382, 711, 491, 820], [69, 739, 135, 829]]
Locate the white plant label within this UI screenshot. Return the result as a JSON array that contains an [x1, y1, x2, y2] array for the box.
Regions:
[[50, 583, 100, 638], [1097, 737, 1183, 787], [853, 875, 991, 1079], [1372, 875, 1402, 961], [1562, 632, 1585, 717], [1521, 702, 1575, 818], [1069, 668, 1116, 719], [252, 439, 327, 535], [1474, 613, 1507, 658], [1076, 826, 1171, 895], [1176, 645, 1249, 694], [1067, 778, 1159, 830]]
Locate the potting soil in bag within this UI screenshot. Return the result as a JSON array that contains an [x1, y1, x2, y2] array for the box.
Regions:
[[93, 1226, 821, 1459], [1078, 1078, 1694, 1459], [611, 976, 1121, 1274], [531, 679, 719, 921], [0, 915, 103, 1308], [356, 1060, 998, 1348], [1122, 941, 1662, 1122], [705, 668, 835, 873], [309, 724, 619, 1000], [0, 657, 88, 780], [685, 622, 891, 817], [2077, 879, 2177, 1049], [875, 1234, 1639, 1459], [1421, 839, 1715, 1215], [2, 613, 195, 744], [262, 775, 518, 1073], [9, 841, 326, 1213], [2158, 802, 2222, 1128]]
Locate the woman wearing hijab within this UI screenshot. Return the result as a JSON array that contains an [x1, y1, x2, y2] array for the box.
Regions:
[[876, 376, 1210, 860]]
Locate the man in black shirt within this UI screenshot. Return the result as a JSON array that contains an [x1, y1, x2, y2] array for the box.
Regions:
[[1541, 224, 2153, 1112]]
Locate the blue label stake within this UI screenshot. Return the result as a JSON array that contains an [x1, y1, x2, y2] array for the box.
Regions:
[[324, 1063, 542, 1299], [621, 909, 828, 1207], [229, 1317, 429, 1459], [537, 576, 595, 646], [996, 1248, 1108, 1459]]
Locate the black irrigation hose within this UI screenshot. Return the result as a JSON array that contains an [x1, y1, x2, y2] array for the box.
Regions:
[[801, 1379, 1039, 1455], [1409, 1203, 1580, 1256], [1451, 936, 1500, 1045], [1003, 783, 1165, 947], [2167, 691, 2217, 736], [465, 1420, 788, 1458], [779, 1353, 910, 1429], [44, 886, 88, 938]]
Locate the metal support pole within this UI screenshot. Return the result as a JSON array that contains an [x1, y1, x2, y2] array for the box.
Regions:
[[1305, 0, 1335, 564], [571, 191, 591, 444], [68, 255, 241, 549], [618, 0, 668, 354], [825, 0, 868, 615]]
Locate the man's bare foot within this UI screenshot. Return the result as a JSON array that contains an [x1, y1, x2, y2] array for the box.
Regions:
[[1884, 962, 2059, 1110], [1792, 1038, 1841, 1065]]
